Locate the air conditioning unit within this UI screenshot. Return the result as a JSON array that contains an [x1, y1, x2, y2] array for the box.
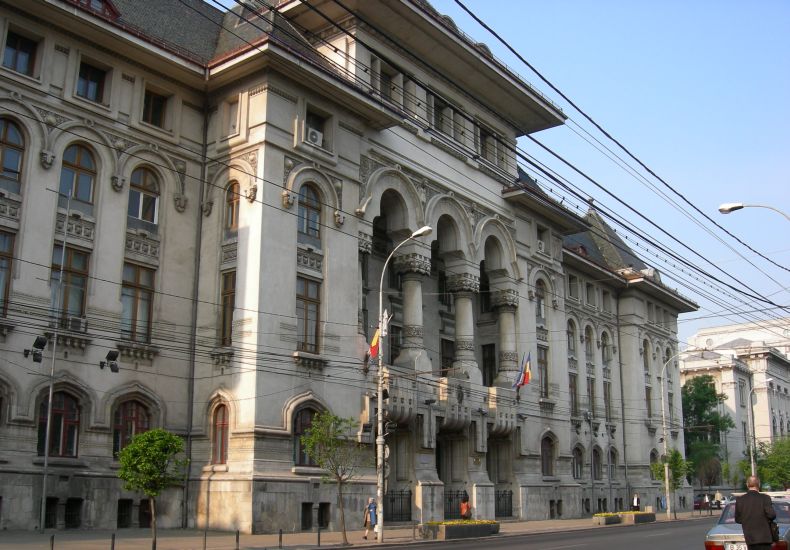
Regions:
[[537, 240, 545, 253], [65, 315, 88, 333], [306, 127, 323, 147]]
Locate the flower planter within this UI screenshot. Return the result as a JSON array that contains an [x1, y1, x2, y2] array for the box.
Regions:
[[593, 515, 622, 525], [418, 522, 500, 540], [618, 512, 656, 524]]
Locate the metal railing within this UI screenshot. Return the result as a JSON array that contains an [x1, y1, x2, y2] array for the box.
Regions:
[[495, 490, 513, 518], [384, 489, 412, 522], [444, 490, 467, 520]]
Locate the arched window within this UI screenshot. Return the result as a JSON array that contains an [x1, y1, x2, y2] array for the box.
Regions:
[[212, 404, 229, 465], [572, 446, 583, 479], [38, 391, 80, 457], [584, 326, 594, 359], [294, 407, 317, 466], [649, 449, 659, 480], [535, 280, 546, 324], [225, 181, 239, 234], [601, 332, 611, 363], [59, 144, 95, 207], [567, 320, 576, 353], [643, 340, 650, 372], [609, 447, 618, 479], [128, 167, 159, 227], [297, 184, 321, 247], [113, 400, 150, 456], [0, 118, 24, 195], [592, 447, 602, 480], [540, 435, 555, 477]]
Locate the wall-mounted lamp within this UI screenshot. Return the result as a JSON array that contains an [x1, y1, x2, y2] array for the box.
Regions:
[[424, 398, 436, 405], [477, 407, 488, 416], [23, 335, 48, 363], [517, 413, 528, 421], [100, 350, 120, 373]]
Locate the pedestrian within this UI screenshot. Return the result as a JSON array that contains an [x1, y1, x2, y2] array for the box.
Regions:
[[735, 476, 777, 550], [631, 492, 640, 512], [362, 497, 377, 540], [460, 495, 472, 520], [660, 494, 666, 511], [704, 493, 711, 516]]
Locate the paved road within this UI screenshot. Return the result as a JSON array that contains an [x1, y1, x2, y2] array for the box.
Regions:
[[423, 518, 718, 550]]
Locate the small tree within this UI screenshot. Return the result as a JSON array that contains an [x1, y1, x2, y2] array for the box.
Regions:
[[650, 448, 693, 518], [300, 411, 373, 545], [761, 437, 790, 490], [118, 429, 187, 550]]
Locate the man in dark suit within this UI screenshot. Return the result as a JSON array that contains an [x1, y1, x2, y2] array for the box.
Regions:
[[735, 476, 776, 550]]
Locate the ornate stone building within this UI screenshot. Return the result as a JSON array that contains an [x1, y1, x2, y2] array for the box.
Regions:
[[0, 0, 696, 532]]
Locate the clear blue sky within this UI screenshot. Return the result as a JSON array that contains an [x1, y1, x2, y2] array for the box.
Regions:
[[218, 0, 790, 344], [430, 0, 790, 344]]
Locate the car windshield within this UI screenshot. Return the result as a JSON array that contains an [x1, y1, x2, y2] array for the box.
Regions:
[[720, 501, 790, 524]]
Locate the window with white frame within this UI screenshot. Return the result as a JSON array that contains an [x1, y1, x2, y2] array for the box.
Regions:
[[128, 167, 159, 230]]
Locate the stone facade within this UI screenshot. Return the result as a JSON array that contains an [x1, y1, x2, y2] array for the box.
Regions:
[[0, 0, 696, 533]]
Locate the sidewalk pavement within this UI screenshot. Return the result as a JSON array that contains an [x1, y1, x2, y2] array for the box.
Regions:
[[0, 510, 717, 550]]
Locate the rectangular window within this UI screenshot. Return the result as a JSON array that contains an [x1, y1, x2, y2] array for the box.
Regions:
[[51, 244, 89, 321], [645, 386, 652, 418], [538, 346, 549, 398], [479, 126, 497, 164], [586, 282, 595, 307], [121, 262, 154, 343], [296, 276, 320, 353], [602, 290, 612, 313], [537, 226, 549, 254], [742, 421, 748, 446], [142, 89, 167, 128], [77, 61, 107, 103], [226, 98, 239, 134], [305, 110, 327, 148], [568, 274, 579, 300], [482, 343, 496, 387], [587, 376, 596, 416], [441, 338, 454, 377], [739, 379, 746, 407], [668, 392, 674, 423], [3, 30, 37, 76], [569, 372, 578, 416], [0, 231, 13, 316], [220, 271, 235, 346], [603, 381, 612, 422]]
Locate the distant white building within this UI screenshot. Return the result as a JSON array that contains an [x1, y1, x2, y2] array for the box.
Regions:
[[0, 0, 696, 533], [681, 318, 790, 487]]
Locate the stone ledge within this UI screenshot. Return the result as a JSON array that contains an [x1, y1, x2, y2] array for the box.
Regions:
[[592, 515, 621, 525], [618, 512, 656, 524], [418, 522, 500, 540]]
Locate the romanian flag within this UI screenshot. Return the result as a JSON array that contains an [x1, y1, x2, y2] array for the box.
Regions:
[[369, 329, 381, 359], [512, 352, 532, 389]]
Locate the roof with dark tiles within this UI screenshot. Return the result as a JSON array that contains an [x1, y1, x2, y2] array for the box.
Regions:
[[563, 205, 648, 272]]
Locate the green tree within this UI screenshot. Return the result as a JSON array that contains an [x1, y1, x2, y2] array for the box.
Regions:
[[117, 429, 187, 550], [650, 448, 693, 518], [300, 411, 372, 545], [682, 375, 734, 487], [761, 437, 790, 490]]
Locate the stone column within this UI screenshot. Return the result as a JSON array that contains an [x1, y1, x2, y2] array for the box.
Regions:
[[447, 271, 481, 385], [392, 251, 432, 373], [358, 232, 372, 336], [492, 288, 519, 387]]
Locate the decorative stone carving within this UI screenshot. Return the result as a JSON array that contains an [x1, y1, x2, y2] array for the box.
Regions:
[[221, 243, 237, 265], [202, 201, 213, 217], [56, 213, 95, 245], [403, 325, 423, 338], [0, 195, 21, 226], [242, 150, 258, 174], [455, 339, 474, 351], [245, 184, 257, 203], [106, 132, 138, 153], [334, 209, 345, 226], [40, 150, 55, 169], [527, 289, 535, 301], [447, 272, 480, 293], [34, 107, 69, 128], [536, 327, 548, 342], [282, 190, 295, 208], [206, 162, 221, 184], [393, 253, 431, 276], [173, 193, 187, 212], [491, 289, 518, 309], [125, 231, 160, 261], [456, 385, 464, 404], [297, 249, 323, 273], [358, 232, 372, 254], [284, 156, 297, 181], [499, 351, 519, 363], [111, 175, 125, 192]]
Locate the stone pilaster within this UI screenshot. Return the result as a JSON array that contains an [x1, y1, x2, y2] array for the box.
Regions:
[[492, 288, 519, 387], [447, 271, 481, 385], [392, 252, 431, 372]]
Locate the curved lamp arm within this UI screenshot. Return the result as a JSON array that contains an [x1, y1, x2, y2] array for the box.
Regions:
[[718, 203, 790, 222]]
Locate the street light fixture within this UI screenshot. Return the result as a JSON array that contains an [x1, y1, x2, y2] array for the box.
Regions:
[[376, 225, 431, 543], [746, 378, 773, 477], [718, 203, 790, 222]]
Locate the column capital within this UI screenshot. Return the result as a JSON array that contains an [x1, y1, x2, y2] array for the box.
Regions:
[[358, 232, 372, 254], [491, 288, 518, 309], [393, 252, 431, 276], [447, 272, 480, 293]]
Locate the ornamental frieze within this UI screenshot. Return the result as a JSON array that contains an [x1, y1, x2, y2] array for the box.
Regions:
[[403, 325, 423, 338], [392, 253, 431, 276], [34, 107, 69, 129], [536, 326, 548, 341], [57, 213, 94, 246], [297, 249, 323, 273], [447, 272, 479, 294], [499, 351, 519, 363], [455, 339, 475, 351]]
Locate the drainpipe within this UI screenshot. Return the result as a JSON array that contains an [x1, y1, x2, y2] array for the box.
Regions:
[[615, 290, 630, 503], [182, 69, 210, 528]]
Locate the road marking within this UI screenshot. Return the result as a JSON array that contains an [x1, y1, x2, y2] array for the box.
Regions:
[[544, 545, 587, 549], [644, 532, 666, 537]]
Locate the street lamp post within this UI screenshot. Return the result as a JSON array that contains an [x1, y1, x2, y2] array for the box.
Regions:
[[746, 378, 773, 477], [376, 225, 431, 543], [718, 203, 790, 222]]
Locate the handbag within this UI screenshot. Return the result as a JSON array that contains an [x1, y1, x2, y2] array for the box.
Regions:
[[770, 520, 780, 543]]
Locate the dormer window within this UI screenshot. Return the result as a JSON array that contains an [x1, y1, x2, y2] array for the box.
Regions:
[[77, 60, 108, 104]]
